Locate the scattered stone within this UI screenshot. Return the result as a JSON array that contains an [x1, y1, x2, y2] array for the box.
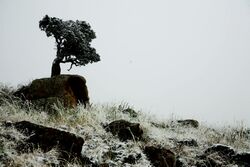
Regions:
[[144, 146, 176, 167], [197, 151, 228, 167], [177, 139, 198, 147], [104, 120, 143, 141], [14, 74, 89, 108], [151, 122, 169, 129], [204, 144, 235, 157], [6, 121, 84, 163], [204, 144, 235, 166], [177, 119, 199, 128], [122, 108, 138, 118], [199, 144, 250, 167]]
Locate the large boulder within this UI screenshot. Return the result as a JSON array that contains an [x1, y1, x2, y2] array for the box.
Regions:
[[14, 74, 89, 108]]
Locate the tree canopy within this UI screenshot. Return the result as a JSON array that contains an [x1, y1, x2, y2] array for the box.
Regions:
[[39, 15, 100, 72]]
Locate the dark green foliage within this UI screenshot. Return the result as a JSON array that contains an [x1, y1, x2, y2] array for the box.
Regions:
[[39, 15, 100, 75]]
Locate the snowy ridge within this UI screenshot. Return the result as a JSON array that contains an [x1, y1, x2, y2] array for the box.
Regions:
[[0, 86, 250, 166]]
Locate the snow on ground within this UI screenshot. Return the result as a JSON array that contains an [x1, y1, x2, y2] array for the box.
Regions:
[[0, 86, 249, 166]]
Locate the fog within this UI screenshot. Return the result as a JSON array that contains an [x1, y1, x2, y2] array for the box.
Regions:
[[1, 0, 250, 126]]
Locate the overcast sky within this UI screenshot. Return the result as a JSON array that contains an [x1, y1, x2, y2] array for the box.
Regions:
[[1, 0, 250, 126]]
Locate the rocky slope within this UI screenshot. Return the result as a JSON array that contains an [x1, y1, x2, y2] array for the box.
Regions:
[[0, 85, 249, 167]]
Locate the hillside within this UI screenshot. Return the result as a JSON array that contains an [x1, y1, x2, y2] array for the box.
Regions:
[[0, 84, 249, 167]]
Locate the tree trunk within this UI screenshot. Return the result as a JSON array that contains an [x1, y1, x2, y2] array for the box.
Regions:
[[51, 58, 61, 77]]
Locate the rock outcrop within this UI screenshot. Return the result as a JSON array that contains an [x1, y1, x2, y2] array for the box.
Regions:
[[122, 108, 138, 118], [5, 121, 84, 159], [3, 121, 100, 166], [104, 120, 143, 141], [144, 146, 176, 167], [177, 119, 199, 128], [177, 139, 198, 147], [194, 144, 250, 167], [14, 74, 89, 108]]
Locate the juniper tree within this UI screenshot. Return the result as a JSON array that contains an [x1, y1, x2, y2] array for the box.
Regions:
[[39, 15, 100, 77]]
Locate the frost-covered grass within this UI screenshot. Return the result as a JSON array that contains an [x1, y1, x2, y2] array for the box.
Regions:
[[0, 85, 249, 166]]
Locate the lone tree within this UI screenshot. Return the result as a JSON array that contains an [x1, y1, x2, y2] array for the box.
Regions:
[[39, 15, 100, 77]]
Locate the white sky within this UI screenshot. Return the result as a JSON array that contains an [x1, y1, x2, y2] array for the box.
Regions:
[[1, 0, 250, 126]]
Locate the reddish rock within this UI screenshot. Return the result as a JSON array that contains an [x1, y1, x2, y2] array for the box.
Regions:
[[14, 74, 89, 108]]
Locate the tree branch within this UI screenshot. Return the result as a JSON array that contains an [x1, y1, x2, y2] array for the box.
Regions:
[[68, 63, 74, 71], [60, 57, 77, 71]]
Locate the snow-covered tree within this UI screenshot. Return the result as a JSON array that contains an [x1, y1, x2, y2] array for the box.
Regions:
[[39, 15, 100, 77]]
